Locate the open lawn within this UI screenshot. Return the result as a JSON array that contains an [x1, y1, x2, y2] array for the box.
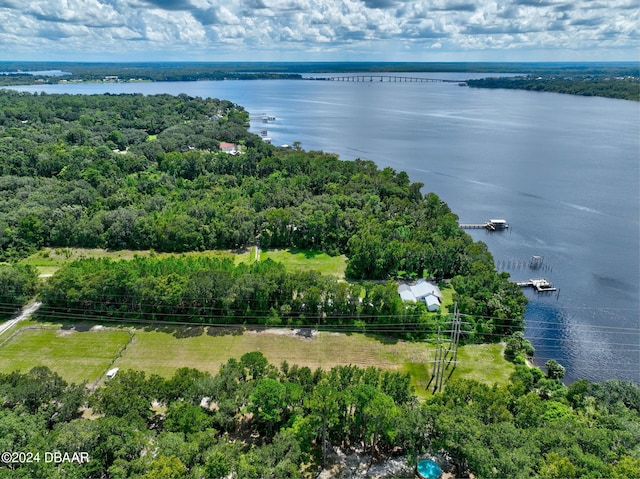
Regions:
[[438, 284, 455, 314], [0, 322, 515, 397], [453, 342, 515, 385], [404, 342, 515, 395], [0, 326, 132, 384], [260, 248, 347, 278], [112, 327, 426, 378], [19, 248, 164, 277]]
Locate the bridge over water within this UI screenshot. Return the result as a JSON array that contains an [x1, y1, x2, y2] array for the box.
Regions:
[[309, 75, 463, 84]]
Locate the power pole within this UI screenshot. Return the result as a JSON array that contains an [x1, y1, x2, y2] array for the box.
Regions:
[[436, 336, 445, 393], [433, 327, 444, 393], [428, 326, 446, 393], [428, 304, 462, 393], [426, 326, 440, 391], [447, 302, 461, 373]]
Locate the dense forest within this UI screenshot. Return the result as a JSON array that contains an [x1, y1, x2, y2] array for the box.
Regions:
[[0, 74, 638, 479], [0, 90, 527, 337], [467, 75, 640, 101], [0, 356, 638, 479]]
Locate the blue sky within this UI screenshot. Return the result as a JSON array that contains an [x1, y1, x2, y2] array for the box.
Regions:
[[0, 0, 638, 62]]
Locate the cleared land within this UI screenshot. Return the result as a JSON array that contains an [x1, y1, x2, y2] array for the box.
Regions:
[[0, 323, 514, 396], [19, 247, 346, 278], [0, 326, 132, 384], [112, 327, 427, 376], [260, 248, 347, 278], [10, 248, 488, 394]]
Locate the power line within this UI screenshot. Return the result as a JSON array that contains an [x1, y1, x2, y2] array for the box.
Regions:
[[4, 305, 639, 348], [4, 313, 640, 376], [4, 300, 637, 334]]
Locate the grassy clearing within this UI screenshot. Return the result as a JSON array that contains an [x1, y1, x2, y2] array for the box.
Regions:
[[19, 248, 154, 276], [452, 343, 515, 386], [0, 326, 132, 384], [0, 318, 40, 342], [438, 284, 455, 314], [19, 247, 340, 276], [112, 327, 427, 378], [260, 248, 347, 278], [0, 322, 515, 398], [404, 343, 514, 397]]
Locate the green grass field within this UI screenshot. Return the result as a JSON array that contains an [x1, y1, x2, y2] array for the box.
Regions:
[[0, 322, 514, 397], [11, 248, 504, 395], [260, 248, 347, 277], [0, 326, 132, 384], [19, 247, 344, 277], [112, 327, 424, 377]]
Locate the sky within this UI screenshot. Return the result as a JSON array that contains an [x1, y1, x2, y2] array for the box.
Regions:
[[0, 0, 638, 63]]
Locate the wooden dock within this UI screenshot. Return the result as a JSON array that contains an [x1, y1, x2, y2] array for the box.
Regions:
[[516, 278, 557, 292], [460, 222, 495, 230], [460, 219, 508, 231]]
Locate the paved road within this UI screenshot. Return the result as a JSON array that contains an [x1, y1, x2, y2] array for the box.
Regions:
[[0, 301, 42, 337]]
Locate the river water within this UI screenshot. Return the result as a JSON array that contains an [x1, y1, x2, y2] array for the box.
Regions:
[[11, 74, 639, 384]]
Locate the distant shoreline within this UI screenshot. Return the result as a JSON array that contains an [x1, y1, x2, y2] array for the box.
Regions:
[[1, 61, 638, 101], [1, 60, 638, 75]]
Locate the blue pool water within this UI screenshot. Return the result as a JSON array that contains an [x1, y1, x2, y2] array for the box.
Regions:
[[417, 459, 442, 479]]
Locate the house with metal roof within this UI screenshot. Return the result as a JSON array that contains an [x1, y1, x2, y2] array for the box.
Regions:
[[398, 279, 442, 312]]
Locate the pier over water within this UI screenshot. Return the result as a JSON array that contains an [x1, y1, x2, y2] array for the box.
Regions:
[[460, 219, 509, 231], [309, 75, 461, 84], [517, 278, 557, 292]]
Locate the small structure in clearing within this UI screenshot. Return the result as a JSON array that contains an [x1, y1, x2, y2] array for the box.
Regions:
[[398, 279, 443, 312], [219, 142, 242, 155]]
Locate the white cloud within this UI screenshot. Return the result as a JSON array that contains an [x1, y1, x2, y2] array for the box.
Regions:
[[0, 0, 637, 61]]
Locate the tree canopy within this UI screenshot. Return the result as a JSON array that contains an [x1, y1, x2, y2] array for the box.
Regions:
[[0, 358, 638, 479], [467, 74, 640, 101], [0, 90, 527, 337]]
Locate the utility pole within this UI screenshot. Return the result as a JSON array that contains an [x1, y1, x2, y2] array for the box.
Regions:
[[428, 304, 462, 393], [427, 326, 440, 391], [433, 327, 444, 393], [447, 302, 461, 373]]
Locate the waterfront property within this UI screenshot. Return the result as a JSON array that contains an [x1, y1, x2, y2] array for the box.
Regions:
[[9, 74, 639, 384]]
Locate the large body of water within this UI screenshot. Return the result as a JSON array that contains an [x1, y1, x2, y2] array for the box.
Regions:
[[12, 74, 639, 384]]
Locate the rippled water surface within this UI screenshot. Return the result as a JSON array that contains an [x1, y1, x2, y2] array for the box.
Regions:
[[14, 75, 640, 383]]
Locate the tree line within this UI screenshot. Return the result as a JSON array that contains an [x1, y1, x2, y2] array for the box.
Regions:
[[38, 253, 527, 340], [467, 75, 640, 101], [0, 354, 638, 479], [38, 255, 443, 338], [0, 90, 527, 336], [0, 263, 38, 321], [0, 63, 302, 86]]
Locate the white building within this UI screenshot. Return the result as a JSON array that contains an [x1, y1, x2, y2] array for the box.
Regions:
[[398, 280, 443, 312]]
